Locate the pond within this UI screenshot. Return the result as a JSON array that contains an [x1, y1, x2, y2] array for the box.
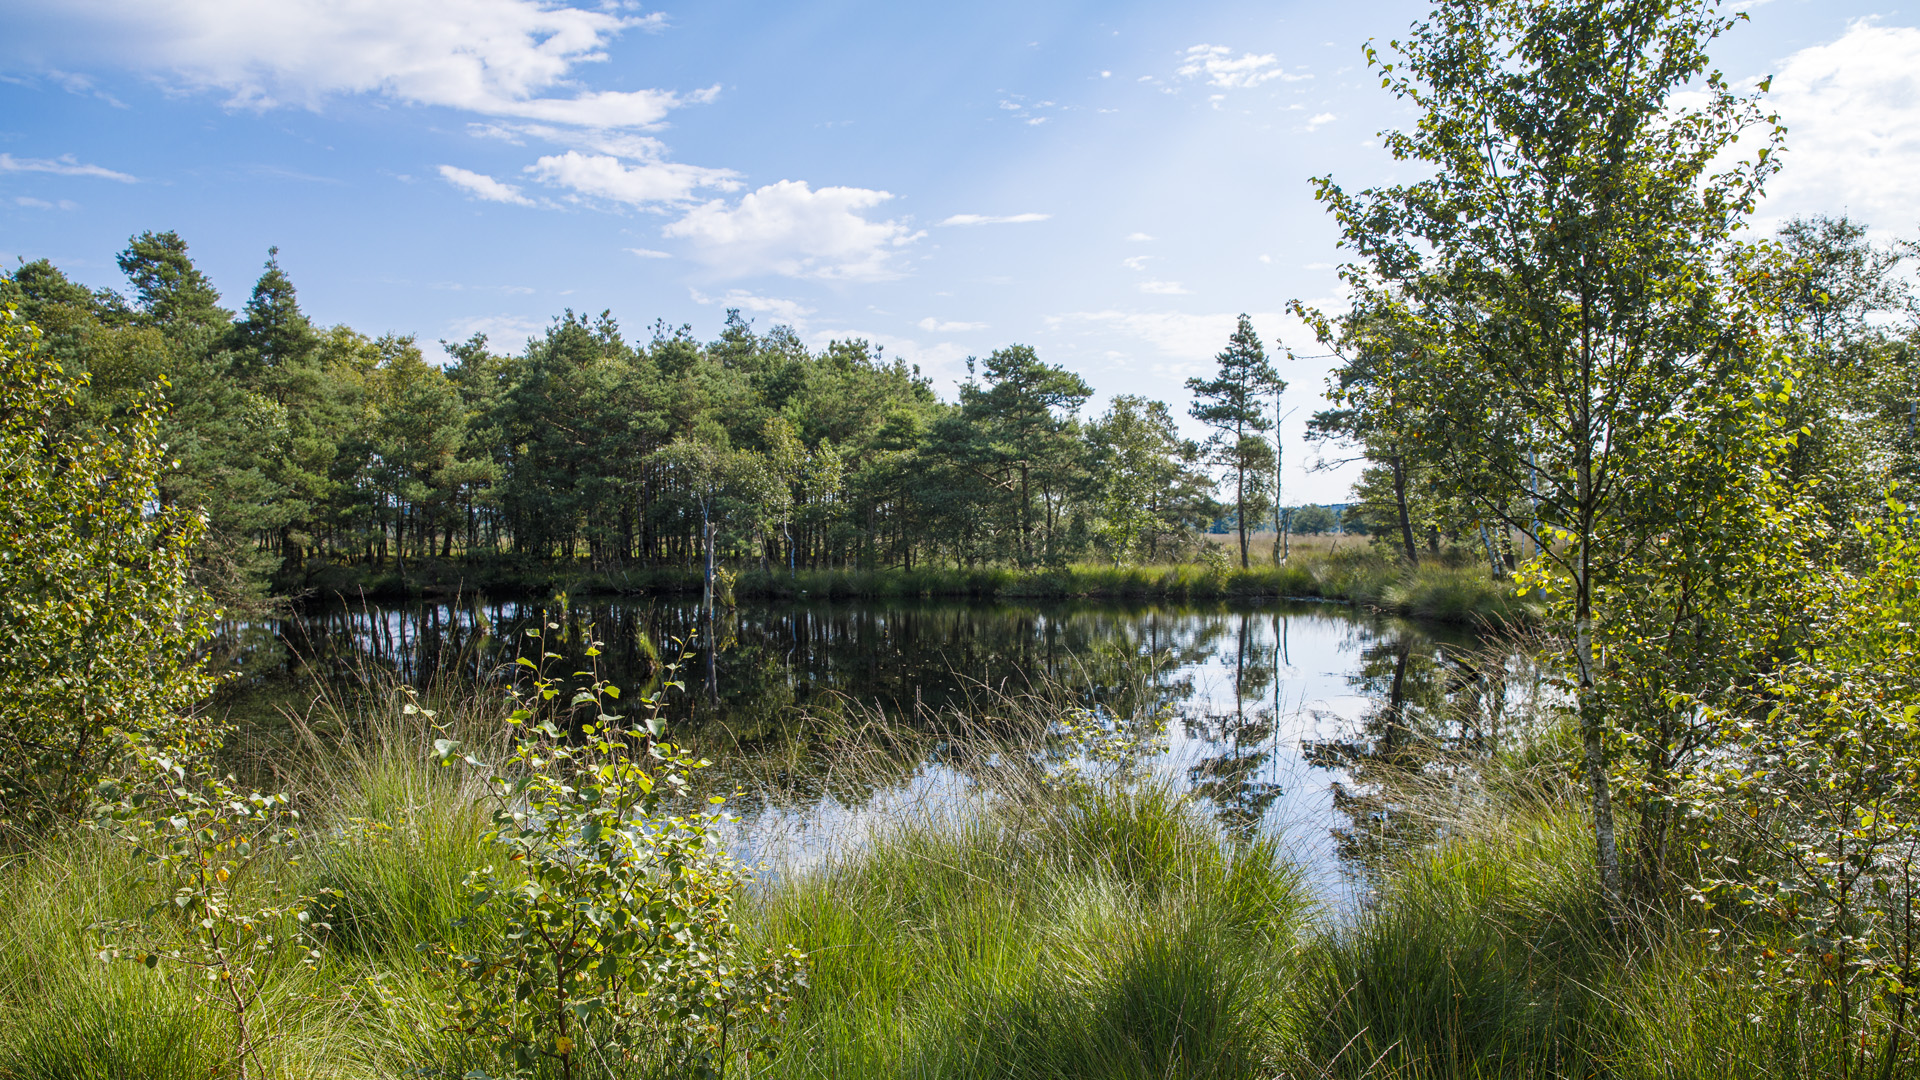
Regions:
[[222, 596, 1545, 904]]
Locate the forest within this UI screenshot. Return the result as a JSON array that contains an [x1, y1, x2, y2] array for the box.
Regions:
[[7, 0, 1920, 1076], [0, 241, 1306, 606]]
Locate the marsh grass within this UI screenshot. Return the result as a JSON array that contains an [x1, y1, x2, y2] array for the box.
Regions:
[[0, 643, 1896, 1078], [303, 548, 1535, 627], [746, 777, 1311, 1080]]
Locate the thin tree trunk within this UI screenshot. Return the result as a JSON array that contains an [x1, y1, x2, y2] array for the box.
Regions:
[[1391, 453, 1418, 563], [1236, 464, 1249, 569]]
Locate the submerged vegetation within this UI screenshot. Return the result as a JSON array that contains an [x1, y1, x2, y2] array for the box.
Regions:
[[7, 0, 1920, 1074]]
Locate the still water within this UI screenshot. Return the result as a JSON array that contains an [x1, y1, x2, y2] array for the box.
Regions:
[[234, 596, 1541, 902]]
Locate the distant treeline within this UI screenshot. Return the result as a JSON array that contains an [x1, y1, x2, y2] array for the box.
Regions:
[[5, 233, 1338, 606]]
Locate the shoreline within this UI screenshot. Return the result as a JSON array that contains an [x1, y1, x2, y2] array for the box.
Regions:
[[281, 553, 1539, 628]]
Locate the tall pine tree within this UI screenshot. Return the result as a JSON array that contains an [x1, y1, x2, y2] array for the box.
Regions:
[[1187, 315, 1284, 567]]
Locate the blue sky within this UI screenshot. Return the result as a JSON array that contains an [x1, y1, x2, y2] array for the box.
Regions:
[[3, 0, 1916, 503]]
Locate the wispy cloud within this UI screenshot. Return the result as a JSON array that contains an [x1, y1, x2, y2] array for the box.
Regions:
[[438, 164, 532, 206], [689, 288, 814, 324], [938, 212, 1050, 226], [1756, 19, 1920, 231], [0, 152, 136, 182], [917, 317, 987, 332], [445, 313, 547, 344], [1046, 309, 1307, 367], [525, 150, 739, 207], [1139, 280, 1189, 295], [1177, 45, 1308, 90]]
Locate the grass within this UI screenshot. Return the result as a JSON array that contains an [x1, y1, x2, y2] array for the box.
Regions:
[[748, 778, 1311, 1079], [1, 659, 1910, 1078], [299, 545, 1536, 628]]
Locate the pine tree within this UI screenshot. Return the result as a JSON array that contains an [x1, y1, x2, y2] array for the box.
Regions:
[[116, 230, 229, 329], [1186, 315, 1284, 568]]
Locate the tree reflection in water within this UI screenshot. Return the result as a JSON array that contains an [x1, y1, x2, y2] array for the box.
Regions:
[[1303, 626, 1547, 879], [218, 596, 1511, 886]]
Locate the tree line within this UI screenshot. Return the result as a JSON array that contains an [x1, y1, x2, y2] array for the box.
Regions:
[[1, 244, 1329, 607]]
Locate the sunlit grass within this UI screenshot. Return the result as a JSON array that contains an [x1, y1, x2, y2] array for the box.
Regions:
[[1, 656, 1900, 1078], [304, 541, 1536, 627]]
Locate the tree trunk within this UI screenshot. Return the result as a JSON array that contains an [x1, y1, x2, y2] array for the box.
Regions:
[[1235, 464, 1249, 569], [1391, 453, 1418, 563], [1575, 540, 1624, 918]]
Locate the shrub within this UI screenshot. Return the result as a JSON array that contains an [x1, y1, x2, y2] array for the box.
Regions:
[[428, 632, 805, 1079], [0, 306, 218, 832]]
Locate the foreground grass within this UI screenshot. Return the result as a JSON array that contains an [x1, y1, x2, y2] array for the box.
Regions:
[[749, 779, 1310, 1080], [0, 684, 1906, 1078]]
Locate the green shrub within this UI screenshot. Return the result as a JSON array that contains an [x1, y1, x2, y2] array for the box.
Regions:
[[0, 307, 218, 832]]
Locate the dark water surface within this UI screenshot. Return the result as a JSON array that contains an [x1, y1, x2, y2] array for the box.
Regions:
[[229, 596, 1540, 902]]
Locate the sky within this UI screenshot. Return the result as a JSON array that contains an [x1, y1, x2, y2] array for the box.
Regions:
[[3, 0, 1917, 504]]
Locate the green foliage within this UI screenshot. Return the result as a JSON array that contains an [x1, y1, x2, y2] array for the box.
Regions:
[[430, 635, 804, 1078], [1286, 504, 1338, 535], [1301, 0, 1787, 908], [1187, 315, 1283, 569], [1084, 396, 1210, 564], [1682, 504, 1920, 1070], [117, 230, 230, 330], [0, 306, 219, 831], [945, 344, 1095, 566], [92, 735, 324, 1080]]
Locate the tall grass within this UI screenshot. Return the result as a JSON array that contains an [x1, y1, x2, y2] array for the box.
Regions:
[[748, 778, 1311, 1079], [1286, 753, 1918, 1080], [2, 649, 1898, 1078]]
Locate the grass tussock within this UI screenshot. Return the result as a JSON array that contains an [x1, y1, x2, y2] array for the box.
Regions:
[[1288, 772, 1917, 1080], [749, 779, 1311, 1080]]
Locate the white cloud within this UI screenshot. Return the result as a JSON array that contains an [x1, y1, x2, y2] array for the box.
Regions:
[[1177, 44, 1307, 90], [626, 247, 671, 259], [664, 180, 923, 281], [438, 164, 533, 205], [689, 288, 814, 324], [803, 328, 972, 387], [1139, 280, 1189, 295], [917, 317, 987, 332], [446, 312, 547, 344], [1258, 254, 1272, 264], [14, 195, 78, 209], [8, 0, 697, 129], [1046, 309, 1312, 370], [0, 152, 136, 181], [1121, 255, 1154, 270], [1125, 232, 1154, 241], [526, 150, 739, 206], [938, 212, 1050, 226], [1305, 112, 1336, 130], [1757, 19, 1920, 231]]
